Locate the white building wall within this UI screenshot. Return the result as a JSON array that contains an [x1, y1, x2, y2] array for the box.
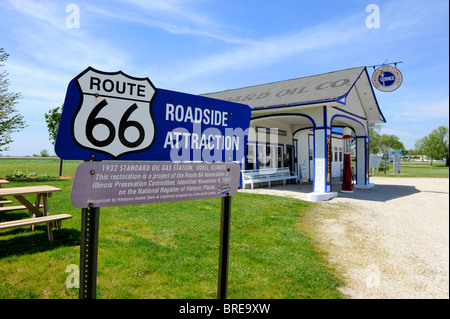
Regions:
[[342, 89, 367, 118]]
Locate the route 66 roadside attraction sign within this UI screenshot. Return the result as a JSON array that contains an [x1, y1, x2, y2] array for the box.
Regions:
[[55, 67, 251, 162]]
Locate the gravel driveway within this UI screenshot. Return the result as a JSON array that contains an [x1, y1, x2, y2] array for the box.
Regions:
[[240, 177, 449, 299]]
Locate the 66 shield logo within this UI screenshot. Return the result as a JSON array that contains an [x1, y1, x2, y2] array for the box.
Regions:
[[72, 68, 157, 159]]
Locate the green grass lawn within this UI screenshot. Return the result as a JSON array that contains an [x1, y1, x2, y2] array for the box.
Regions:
[[0, 158, 81, 178], [371, 160, 449, 178], [0, 159, 343, 299]]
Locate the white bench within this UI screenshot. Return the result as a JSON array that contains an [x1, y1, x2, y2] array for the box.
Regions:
[[241, 168, 298, 189]]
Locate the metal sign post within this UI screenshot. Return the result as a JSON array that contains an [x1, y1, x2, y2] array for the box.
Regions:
[[217, 195, 232, 299], [383, 153, 389, 175], [79, 206, 100, 299]]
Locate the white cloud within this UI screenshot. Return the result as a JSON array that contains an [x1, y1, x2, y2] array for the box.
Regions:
[[8, 0, 66, 30], [390, 99, 449, 123], [154, 14, 367, 87], [118, 0, 216, 26], [4, 0, 134, 117], [7, 0, 131, 73], [381, 97, 449, 149], [87, 0, 249, 44], [383, 0, 449, 32]]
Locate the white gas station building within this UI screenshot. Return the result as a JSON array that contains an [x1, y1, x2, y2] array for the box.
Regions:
[[203, 66, 386, 201]]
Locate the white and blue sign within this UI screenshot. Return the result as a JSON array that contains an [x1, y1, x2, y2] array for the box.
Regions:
[[55, 67, 251, 162], [391, 149, 402, 172], [372, 65, 403, 92]]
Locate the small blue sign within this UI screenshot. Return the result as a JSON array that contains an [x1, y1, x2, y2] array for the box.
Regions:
[[55, 67, 251, 162]]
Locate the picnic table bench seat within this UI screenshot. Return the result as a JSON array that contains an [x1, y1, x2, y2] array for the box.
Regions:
[[0, 179, 9, 187], [0, 185, 71, 241], [0, 214, 72, 231], [0, 180, 11, 207], [0, 204, 43, 212], [241, 168, 298, 189]]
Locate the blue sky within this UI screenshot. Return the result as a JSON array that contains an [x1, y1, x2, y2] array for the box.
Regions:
[[0, 0, 448, 156]]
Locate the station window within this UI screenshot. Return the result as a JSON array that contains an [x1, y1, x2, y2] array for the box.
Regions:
[[277, 146, 283, 168], [246, 144, 256, 170], [257, 144, 279, 169], [266, 145, 275, 168], [257, 144, 266, 168]]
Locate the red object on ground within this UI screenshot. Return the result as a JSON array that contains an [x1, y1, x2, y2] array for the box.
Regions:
[[342, 153, 353, 192]]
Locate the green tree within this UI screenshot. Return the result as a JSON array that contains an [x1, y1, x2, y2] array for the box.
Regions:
[[44, 105, 63, 175], [379, 134, 405, 153], [0, 48, 27, 151], [40, 149, 50, 157], [369, 124, 405, 155], [369, 124, 382, 155], [44, 105, 62, 145], [414, 126, 449, 166]]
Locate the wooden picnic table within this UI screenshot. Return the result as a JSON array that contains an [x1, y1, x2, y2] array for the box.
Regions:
[[0, 185, 71, 241]]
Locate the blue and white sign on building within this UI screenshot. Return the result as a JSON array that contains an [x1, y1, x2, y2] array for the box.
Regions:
[[55, 67, 251, 162], [372, 65, 403, 92]]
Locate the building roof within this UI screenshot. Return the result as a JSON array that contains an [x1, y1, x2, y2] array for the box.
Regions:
[[201, 66, 386, 123]]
